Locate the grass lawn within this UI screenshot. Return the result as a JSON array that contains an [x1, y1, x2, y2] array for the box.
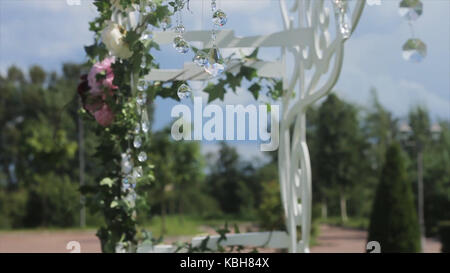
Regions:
[[319, 217, 369, 230], [143, 215, 251, 237]]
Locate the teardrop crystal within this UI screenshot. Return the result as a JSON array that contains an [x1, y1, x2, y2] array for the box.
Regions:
[[134, 123, 141, 134], [133, 136, 142, 148], [141, 108, 150, 133]]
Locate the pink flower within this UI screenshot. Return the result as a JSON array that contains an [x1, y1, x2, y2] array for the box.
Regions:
[[88, 57, 118, 96], [94, 104, 115, 127]]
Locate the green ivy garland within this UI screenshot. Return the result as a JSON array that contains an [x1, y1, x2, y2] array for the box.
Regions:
[[78, 0, 282, 253]]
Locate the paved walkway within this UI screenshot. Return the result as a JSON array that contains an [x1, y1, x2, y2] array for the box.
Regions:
[[0, 225, 442, 253], [311, 225, 442, 253]]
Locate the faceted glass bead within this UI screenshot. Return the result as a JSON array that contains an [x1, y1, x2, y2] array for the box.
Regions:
[[204, 46, 225, 77], [160, 17, 172, 31], [402, 38, 427, 63], [193, 50, 209, 67], [138, 152, 147, 162], [137, 79, 148, 92], [144, 2, 157, 14], [174, 24, 185, 34], [177, 84, 191, 100], [136, 92, 147, 106], [212, 10, 227, 27], [399, 0, 423, 21], [174, 37, 190, 54]]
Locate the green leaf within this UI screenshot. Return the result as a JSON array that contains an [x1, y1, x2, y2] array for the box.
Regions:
[[247, 48, 259, 59], [205, 82, 226, 102], [240, 66, 257, 81], [100, 177, 114, 188], [249, 83, 261, 100], [110, 200, 119, 208]]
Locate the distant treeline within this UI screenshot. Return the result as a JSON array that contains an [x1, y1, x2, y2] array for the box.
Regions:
[[0, 64, 449, 238]]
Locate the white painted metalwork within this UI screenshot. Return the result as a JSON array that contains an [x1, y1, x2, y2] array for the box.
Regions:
[[138, 0, 366, 253]]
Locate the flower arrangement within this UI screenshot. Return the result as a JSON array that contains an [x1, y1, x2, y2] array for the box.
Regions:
[[77, 0, 274, 253], [78, 57, 117, 127]]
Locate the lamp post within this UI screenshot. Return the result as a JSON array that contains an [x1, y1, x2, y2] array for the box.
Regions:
[[399, 122, 442, 252], [78, 100, 86, 228]]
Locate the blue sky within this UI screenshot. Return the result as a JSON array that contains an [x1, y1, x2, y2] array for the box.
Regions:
[[1, 0, 449, 160]]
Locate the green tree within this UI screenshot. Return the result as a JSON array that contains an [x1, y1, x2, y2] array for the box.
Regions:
[[316, 93, 366, 222], [206, 142, 254, 215], [368, 142, 421, 252]]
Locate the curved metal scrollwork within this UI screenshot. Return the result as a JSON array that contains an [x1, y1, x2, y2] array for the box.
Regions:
[[277, 0, 365, 252]]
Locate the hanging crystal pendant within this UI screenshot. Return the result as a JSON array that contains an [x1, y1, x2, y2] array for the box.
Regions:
[[204, 46, 225, 77], [173, 36, 190, 54], [174, 24, 185, 34], [175, 0, 185, 9], [212, 10, 227, 27], [137, 79, 148, 92], [140, 31, 153, 43], [134, 123, 141, 134], [144, 1, 157, 14], [399, 0, 423, 21], [132, 166, 143, 179], [402, 38, 427, 63], [121, 153, 133, 174], [211, 0, 217, 11], [122, 176, 131, 192], [125, 190, 137, 206], [193, 50, 209, 67], [138, 152, 147, 162], [160, 17, 172, 31], [177, 84, 192, 100], [136, 92, 147, 106], [141, 108, 150, 133], [338, 11, 352, 40], [133, 135, 142, 148], [173, 36, 183, 48], [333, 0, 352, 40], [140, 56, 147, 69]]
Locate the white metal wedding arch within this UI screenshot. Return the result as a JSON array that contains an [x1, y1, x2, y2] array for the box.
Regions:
[[131, 0, 366, 253]]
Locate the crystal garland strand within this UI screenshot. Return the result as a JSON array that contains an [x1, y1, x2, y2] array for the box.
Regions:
[[199, 0, 227, 77], [173, 1, 190, 54], [119, 2, 154, 222], [332, 0, 352, 40], [398, 0, 426, 63]]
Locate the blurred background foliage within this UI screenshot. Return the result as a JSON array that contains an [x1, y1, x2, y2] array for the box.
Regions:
[[0, 64, 449, 249]]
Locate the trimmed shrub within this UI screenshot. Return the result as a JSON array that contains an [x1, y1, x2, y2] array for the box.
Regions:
[[439, 221, 450, 253], [367, 142, 421, 252]]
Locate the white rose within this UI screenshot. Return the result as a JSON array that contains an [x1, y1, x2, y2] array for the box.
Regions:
[[101, 21, 133, 59]]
